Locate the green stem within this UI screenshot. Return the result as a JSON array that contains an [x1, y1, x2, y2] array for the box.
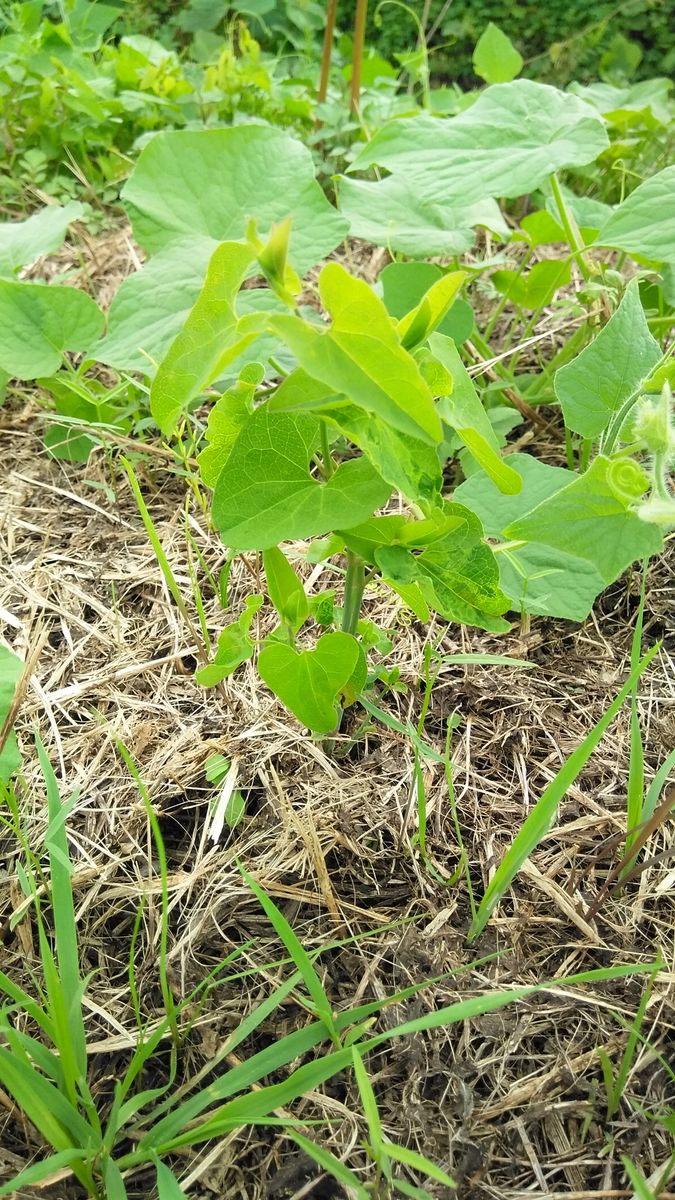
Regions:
[[320, 419, 334, 479], [550, 172, 592, 283], [341, 552, 365, 636], [484, 248, 533, 341]]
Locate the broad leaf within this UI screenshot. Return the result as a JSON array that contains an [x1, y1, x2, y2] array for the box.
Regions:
[[123, 126, 348, 272], [429, 334, 522, 495], [150, 241, 261, 435], [198, 366, 262, 487], [211, 408, 391, 549], [0, 202, 84, 275], [455, 454, 606, 619], [338, 174, 509, 258], [380, 262, 474, 344], [269, 263, 442, 444], [505, 456, 662, 584], [396, 271, 466, 350], [258, 631, 359, 734], [348, 81, 609, 207], [555, 280, 661, 439], [374, 504, 510, 632], [596, 164, 675, 262], [473, 23, 523, 84], [195, 595, 264, 687], [96, 245, 287, 375], [267, 371, 443, 504], [0, 644, 23, 782], [0, 281, 103, 379], [491, 258, 571, 310]]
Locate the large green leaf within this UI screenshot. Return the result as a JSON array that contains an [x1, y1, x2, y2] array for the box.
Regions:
[[455, 454, 606, 620], [0, 202, 84, 276], [505, 456, 662, 585], [269, 263, 442, 444], [258, 631, 359, 734], [347, 80, 608, 207], [211, 407, 391, 550], [267, 370, 443, 505], [197, 366, 262, 487], [375, 503, 510, 632], [123, 126, 348, 271], [0, 281, 104, 379], [337, 174, 509, 258], [0, 644, 23, 782], [96, 244, 286, 375], [596, 164, 675, 262], [555, 280, 661, 440], [150, 242, 262, 435]]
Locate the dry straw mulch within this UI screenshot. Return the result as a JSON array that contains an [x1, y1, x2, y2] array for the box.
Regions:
[[0, 223, 674, 1199]]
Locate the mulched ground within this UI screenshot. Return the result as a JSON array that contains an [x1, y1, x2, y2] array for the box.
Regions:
[[0, 223, 674, 1200]]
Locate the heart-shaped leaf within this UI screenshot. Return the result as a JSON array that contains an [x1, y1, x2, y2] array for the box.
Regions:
[[258, 631, 359, 733], [0, 281, 104, 379], [596, 164, 675, 262], [211, 407, 391, 549]]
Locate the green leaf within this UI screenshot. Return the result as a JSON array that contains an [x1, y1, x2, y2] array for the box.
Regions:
[[338, 173, 509, 258], [258, 631, 359, 734], [473, 23, 523, 84], [0, 644, 23, 782], [0, 202, 84, 276], [491, 258, 571, 310], [288, 1133, 369, 1199], [268, 263, 442, 445], [198, 367, 262, 487], [455, 454, 606, 620], [0, 282, 103, 379], [386, 1142, 456, 1189], [429, 334, 522, 495], [123, 126, 348, 272], [263, 547, 309, 632], [468, 644, 659, 940], [195, 595, 263, 686], [596, 164, 675, 262], [396, 271, 466, 350], [155, 1161, 189, 1199], [381, 263, 475, 343], [150, 241, 260, 435], [0, 1150, 89, 1197], [375, 504, 510, 632], [505, 456, 662, 585], [347, 81, 608, 208], [555, 280, 661, 439], [211, 408, 391, 550], [322, 402, 443, 506]]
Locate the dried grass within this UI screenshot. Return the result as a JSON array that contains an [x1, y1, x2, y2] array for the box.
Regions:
[[0, 226, 674, 1199]]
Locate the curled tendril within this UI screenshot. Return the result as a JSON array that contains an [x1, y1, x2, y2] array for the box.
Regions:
[[606, 458, 650, 505]]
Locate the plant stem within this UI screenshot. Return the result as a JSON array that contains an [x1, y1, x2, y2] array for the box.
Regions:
[[342, 552, 365, 636], [318, 0, 338, 102], [320, 419, 334, 478], [350, 0, 368, 113], [550, 172, 592, 283]]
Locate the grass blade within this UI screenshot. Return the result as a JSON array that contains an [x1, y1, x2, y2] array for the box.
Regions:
[[385, 1142, 456, 1188], [155, 1160, 189, 1198], [468, 643, 660, 941], [288, 1131, 369, 1198]]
